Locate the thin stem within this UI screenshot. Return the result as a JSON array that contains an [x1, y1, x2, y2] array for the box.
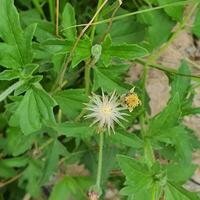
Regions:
[[51, 0, 108, 93], [84, 60, 92, 95], [32, 0, 46, 19], [84, 0, 107, 95], [99, 0, 122, 42], [0, 173, 22, 188], [152, 185, 156, 200], [90, 0, 104, 43], [48, 0, 55, 24], [60, 1, 191, 33], [135, 59, 200, 80], [96, 133, 104, 194], [56, 0, 59, 36]]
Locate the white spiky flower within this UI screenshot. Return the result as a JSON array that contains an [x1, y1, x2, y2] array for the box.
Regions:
[[85, 90, 128, 134]]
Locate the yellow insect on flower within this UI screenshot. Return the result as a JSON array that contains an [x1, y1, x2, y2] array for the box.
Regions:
[[121, 87, 142, 112]]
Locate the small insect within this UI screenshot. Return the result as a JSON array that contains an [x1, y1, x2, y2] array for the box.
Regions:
[[121, 87, 142, 112]]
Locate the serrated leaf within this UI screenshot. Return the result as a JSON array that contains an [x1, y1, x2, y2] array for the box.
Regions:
[[154, 125, 193, 164], [148, 94, 181, 135], [117, 155, 155, 199], [40, 140, 68, 184], [166, 182, 200, 200], [0, 0, 36, 68], [19, 159, 42, 197], [10, 86, 56, 135], [54, 89, 88, 120], [62, 3, 77, 40]]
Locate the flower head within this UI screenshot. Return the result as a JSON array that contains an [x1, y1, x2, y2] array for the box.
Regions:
[[85, 90, 128, 134], [121, 87, 141, 112]]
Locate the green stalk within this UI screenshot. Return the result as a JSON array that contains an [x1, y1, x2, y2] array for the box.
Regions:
[[32, 0, 46, 19], [84, 0, 104, 95], [90, 0, 104, 43], [48, 0, 55, 24], [95, 133, 104, 195], [84, 62, 91, 95]]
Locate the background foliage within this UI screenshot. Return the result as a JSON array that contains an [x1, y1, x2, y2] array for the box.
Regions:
[[0, 0, 200, 199]]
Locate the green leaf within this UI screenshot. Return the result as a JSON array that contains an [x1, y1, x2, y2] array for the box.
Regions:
[[154, 125, 193, 164], [10, 86, 56, 135], [166, 182, 200, 200], [96, 8, 146, 44], [110, 131, 143, 149], [93, 66, 130, 94], [192, 8, 200, 38], [53, 122, 94, 138], [49, 176, 91, 200], [117, 155, 154, 199], [71, 36, 91, 68], [54, 89, 88, 120], [157, 0, 184, 21], [19, 159, 42, 197], [40, 140, 68, 184], [62, 3, 77, 40], [4, 127, 35, 156], [20, 9, 55, 42], [0, 70, 19, 80], [148, 93, 181, 135], [167, 162, 196, 183], [102, 43, 148, 60], [0, 0, 36, 68], [171, 61, 191, 101], [138, 9, 174, 50], [2, 156, 28, 168], [0, 161, 16, 178]]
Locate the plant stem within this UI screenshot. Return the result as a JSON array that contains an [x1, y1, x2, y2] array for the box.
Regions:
[[48, 0, 55, 24], [60, 0, 190, 32], [90, 0, 104, 43], [84, 60, 92, 95], [51, 0, 108, 93], [96, 132, 104, 194], [56, 0, 59, 36], [84, 0, 105, 95], [152, 185, 156, 200]]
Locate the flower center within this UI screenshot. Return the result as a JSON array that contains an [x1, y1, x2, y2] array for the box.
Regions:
[[101, 105, 112, 116], [125, 93, 141, 108]]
